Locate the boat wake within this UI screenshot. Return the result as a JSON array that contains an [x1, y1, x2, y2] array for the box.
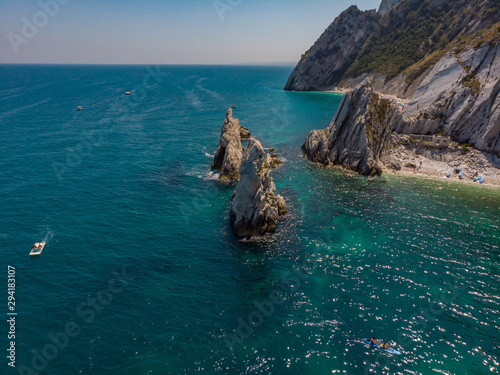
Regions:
[[43, 231, 54, 244]]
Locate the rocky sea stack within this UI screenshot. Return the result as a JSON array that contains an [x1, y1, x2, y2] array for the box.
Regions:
[[211, 108, 249, 180], [211, 108, 286, 238], [230, 138, 286, 238]]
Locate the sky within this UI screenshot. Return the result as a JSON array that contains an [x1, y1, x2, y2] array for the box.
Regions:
[[0, 0, 382, 65]]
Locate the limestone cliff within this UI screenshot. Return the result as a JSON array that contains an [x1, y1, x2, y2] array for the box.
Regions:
[[302, 83, 400, 175], [230, 139, 286, 238], [211, 108, 243, 180], [392, 43, 500, 156], [284, 6, 380, 91]]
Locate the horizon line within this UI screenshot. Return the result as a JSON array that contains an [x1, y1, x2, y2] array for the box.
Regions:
[[0, 62, 297, 67]]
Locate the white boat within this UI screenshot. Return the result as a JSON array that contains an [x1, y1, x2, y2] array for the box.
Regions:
[[30, 242, 46, 256]]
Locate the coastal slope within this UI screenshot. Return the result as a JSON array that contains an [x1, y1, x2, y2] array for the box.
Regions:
[[288, 0, 500, 163], [284, 6, 379, 92], [394, 42, 500, 155]]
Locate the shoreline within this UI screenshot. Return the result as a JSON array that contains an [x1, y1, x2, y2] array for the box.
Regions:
[[316, 160, 500, 190], [383, 167, 500, 189], [324, 89, 499, 188], [381, 140, 500, 188]]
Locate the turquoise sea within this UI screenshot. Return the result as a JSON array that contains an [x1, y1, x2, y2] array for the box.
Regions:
[[1, 65, 499, 374]]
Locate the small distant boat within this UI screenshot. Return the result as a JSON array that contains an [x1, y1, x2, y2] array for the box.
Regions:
[[125, 91, 131, 95], [230, 105, 237, 109], [77, 106, 82, 111], [30, 242, 46, 256]]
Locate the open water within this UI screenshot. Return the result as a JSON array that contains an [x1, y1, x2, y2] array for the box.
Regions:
[[1, 64, 499, 374]]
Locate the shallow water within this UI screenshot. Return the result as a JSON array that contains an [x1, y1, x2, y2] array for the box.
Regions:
[[1, 65, 499, 374]]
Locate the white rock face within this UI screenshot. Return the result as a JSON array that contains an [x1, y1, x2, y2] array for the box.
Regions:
[[211, 108, 243, 180], [230, 139, 286, 238], [394, 44, 500, 156]]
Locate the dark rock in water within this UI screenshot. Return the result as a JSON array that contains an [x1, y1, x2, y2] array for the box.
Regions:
[[368, 177, 387, 183], [263, 150, 284, 170], [240, 125, 251, 139], [211, 108, 243, 180], [302, 82, 401, 176], [230, 139, 286, 238], [284, 6, 380, 91]]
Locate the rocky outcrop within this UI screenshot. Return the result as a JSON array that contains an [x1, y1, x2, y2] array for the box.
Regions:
[[211, 108, 244, 180], [392, 43, 500, 156], [240, 125, 251, 139], [302, 82, 400, 175], [263, 148, 283, 169], [377, 0, 401, 15], [284, 6, 380, 91], [211, 108, 287, 237], [230, 139, 286, 238]]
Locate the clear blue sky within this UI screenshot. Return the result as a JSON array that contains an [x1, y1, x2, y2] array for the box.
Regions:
[[0, 0, 382, 64]]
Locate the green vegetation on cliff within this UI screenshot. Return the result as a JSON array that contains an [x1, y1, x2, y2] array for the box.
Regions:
[[366, 93, 391, 147], [345, 0, 500, 81]]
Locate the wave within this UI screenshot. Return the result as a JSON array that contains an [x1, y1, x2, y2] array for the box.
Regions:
[[185, 168, 220, 181], [203, 170, 220, 181]]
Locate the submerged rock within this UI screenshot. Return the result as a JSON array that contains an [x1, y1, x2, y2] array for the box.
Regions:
[[230, 139, 286, 238], [302, 82, 399, 176], [211, 108, 243, 180]]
